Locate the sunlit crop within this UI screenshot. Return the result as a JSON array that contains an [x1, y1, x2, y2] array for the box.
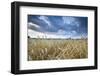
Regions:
[[28, 38, 88, 61]]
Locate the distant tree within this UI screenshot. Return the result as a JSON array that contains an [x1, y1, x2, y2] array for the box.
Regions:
[[69, 37, 72, 40], [28, 36, 30, 38], [67, 37, 72, 40]]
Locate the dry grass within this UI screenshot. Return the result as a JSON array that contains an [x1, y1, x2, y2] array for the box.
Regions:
[[28, 38, 88, 61]]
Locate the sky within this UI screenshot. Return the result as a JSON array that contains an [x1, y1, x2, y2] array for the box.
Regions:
[[28, 15, 88, 39]]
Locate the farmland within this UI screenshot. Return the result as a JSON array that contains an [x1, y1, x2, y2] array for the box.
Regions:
[[28, 38, 88, 61]]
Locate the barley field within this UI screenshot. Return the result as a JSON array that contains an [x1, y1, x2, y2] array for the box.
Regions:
[[28, 38, 88, 61]]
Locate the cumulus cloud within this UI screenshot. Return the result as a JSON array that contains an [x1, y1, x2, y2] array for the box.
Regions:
[[28, 29, 77, 39], [28, 22, 43, 32], [38, 16, 52, 27], [62, 16, 80, 27], [28, 15, 87, 39], [62, 16, 74, 24], [28, 22, 40, 28], [71, 30, 77, 34], [28, 29, 71, 39], [57, 29, 67, 35]]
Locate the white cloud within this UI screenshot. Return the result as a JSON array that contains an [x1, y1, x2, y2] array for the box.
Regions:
[[75, 22, 80, 27], [28, 29, 45, 38], [38, 16, 52, 27], [56, 29, 77, 36], [28, 29, 70, 39], [28, 29, 78, 39], [62, 16, 80, 27], [71, 30, 77, 34], [62, 17, 74, 24], [57, 29, 67, 35], [28, 22, 40, 28]]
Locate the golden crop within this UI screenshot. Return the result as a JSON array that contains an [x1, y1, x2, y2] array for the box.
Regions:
[[28, 38, 88, 61]]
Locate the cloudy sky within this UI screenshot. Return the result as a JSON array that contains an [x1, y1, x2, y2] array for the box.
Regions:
[[28, 15, 88, 39]]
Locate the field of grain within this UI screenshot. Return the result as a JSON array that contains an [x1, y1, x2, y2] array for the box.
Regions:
[[28, 38, 88, 61]]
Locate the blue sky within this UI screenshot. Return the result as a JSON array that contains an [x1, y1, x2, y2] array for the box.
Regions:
[[28, 15, 88, 39]]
